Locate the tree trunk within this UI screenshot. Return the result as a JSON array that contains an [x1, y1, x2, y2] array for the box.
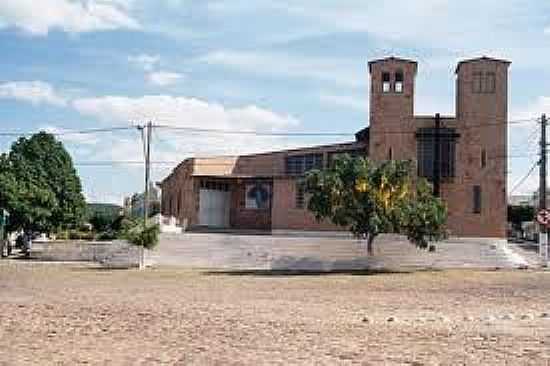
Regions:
[[366, 234, 375, 256]]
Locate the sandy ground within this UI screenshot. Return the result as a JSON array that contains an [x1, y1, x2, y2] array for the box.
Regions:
[[1, 262, 550, 365]]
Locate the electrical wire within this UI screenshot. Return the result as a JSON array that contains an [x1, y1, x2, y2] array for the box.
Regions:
[[509, 160, 539, 195], [153, 124, 356, 137], [0, 125, 136, 137], [0, 117, 539, 139]]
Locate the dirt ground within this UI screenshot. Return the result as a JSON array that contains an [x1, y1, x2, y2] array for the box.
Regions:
[[1, 262, 550, 365]]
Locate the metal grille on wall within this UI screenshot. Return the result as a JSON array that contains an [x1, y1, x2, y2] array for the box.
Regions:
[[416, 128, 460, 181]]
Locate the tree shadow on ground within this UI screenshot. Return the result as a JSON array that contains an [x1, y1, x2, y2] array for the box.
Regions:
[[203, 268, 418, 277], [204, 255, 441, 277]]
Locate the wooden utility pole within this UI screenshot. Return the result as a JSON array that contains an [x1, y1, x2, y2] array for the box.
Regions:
[[137, 122, 153, 269], [433, 113, 441, 197], [540, 114, 547, 211], [540, 114, 548, 259], [144, 121, 152, 226]]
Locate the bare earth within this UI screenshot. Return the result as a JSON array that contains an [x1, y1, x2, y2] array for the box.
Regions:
[[1, 262, 550, 365]]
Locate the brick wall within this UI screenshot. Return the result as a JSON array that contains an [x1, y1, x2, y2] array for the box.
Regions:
[[160, 159, 198, 228], [161, 57, 509, 238], [271, 178, 342, 231], [230, 180, 272, 230], [369, 57, 509, 238]]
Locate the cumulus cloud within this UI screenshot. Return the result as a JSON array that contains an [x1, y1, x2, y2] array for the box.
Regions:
[[147, 71, 184, 86], [319, 93, 367, 112], [40, 125, 100, 145], [128, 53, 160, 71], [200, 50, 364, 88], [70, 94, 308, 164], [0, 0, 139, 36], [71, 95, 299, 131], [511, 96, 550, 122], [0, 81, 67, 106]]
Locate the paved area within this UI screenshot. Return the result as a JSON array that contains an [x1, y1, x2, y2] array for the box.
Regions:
[[1, 263, 550, 365], [151, 232, 531, 270]]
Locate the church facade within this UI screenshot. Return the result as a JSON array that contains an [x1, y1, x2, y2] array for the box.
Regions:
[[160, 56, 510, 238]]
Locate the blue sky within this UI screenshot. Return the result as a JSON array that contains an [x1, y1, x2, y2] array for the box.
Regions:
[[0, 0, 549, 204]]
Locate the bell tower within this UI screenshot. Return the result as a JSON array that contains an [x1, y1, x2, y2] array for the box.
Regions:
[[454, 56, 510, 237], [368, 57, 418, 161]]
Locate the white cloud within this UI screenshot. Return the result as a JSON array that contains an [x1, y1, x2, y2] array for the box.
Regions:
[[275, 1, 532, 48], [511, 96, 550, 122], [128, 53, 160, 71], [70, 95, 310, 177], [0, 81, 67, 106], [40, 125, 100, 145], [71, 94, 309, 160], [0, 0, 139, 36], [319, 93, 367, 112], [72, 95, 299, 131], [147, 71, 184, 86], [200, 50, 365, 88]]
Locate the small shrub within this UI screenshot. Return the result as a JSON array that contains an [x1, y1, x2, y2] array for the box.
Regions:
[[68, 230, 95, 241], [56, 230, 69, 241], [68, 230, 80, 240], [123, 223, 160, 250]]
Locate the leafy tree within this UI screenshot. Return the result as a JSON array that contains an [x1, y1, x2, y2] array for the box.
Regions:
[[86, 203, 123, 233], [89, 213, 113, 233], [306, 156, 447, 255], [0, 132, 86, 233], [122, 221, 160, 250], [507, 205, 534, 235]]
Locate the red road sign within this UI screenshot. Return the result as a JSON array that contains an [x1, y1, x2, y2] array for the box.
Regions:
[[537, 209, 550, 225]]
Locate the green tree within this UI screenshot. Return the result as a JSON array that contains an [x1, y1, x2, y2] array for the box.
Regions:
[[306, 156, 447, 255], [0, 132, 86, 233], [507, 205, 534, 236]]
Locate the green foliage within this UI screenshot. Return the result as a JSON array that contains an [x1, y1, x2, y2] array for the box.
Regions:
[[306, 155, 447, 253], [0, 132, 86, 233], [507, 205, 534, 233], [122, 220, 160, 250], [86, 203, 122, 218], [95, 231, 118, 242], [89, 213, 114, 232], [400, 180, 448, 249], [68, 230, 95, 241]]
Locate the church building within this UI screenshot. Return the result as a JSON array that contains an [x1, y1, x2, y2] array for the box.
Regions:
[[160, 56, 510, 238]]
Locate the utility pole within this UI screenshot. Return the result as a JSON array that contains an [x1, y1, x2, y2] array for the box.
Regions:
[[144, 121, 152, 226], [136, 121, 152, 270], [540, 114, 548, 260], [433, 113, 441, 197]]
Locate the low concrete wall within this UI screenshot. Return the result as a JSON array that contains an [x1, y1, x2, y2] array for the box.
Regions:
[[156, 232, 532, 270], [29, 240, 144, 268]]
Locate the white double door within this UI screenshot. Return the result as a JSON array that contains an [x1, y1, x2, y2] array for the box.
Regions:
[[199, 189, 231, 228]]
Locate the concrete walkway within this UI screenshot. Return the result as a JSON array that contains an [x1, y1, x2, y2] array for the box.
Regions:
[[151, 232, 534, 271]]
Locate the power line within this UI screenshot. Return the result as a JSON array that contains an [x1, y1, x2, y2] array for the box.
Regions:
[[74, 154, 534, 167], [0, 117, 538, 139], [153, 124, 356, 137], [391, 118, 538, 135], [510, 160, 539, 195], [74, 161, 181, 166], [0, 125, 136, 137]]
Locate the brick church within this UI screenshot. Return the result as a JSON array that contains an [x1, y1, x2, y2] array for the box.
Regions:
[[160, 56, 510, 238]]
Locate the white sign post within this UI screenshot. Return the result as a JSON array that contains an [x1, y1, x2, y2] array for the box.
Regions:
[[540, 231, 548, 258], [536, 209, 550, 261]]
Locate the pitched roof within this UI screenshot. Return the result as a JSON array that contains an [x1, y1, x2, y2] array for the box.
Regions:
[[455, 56, 511, 73], [368, 56, 418, 73]]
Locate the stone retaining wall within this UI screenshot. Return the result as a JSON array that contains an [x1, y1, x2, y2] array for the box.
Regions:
[[29, 240, 143, 268]]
